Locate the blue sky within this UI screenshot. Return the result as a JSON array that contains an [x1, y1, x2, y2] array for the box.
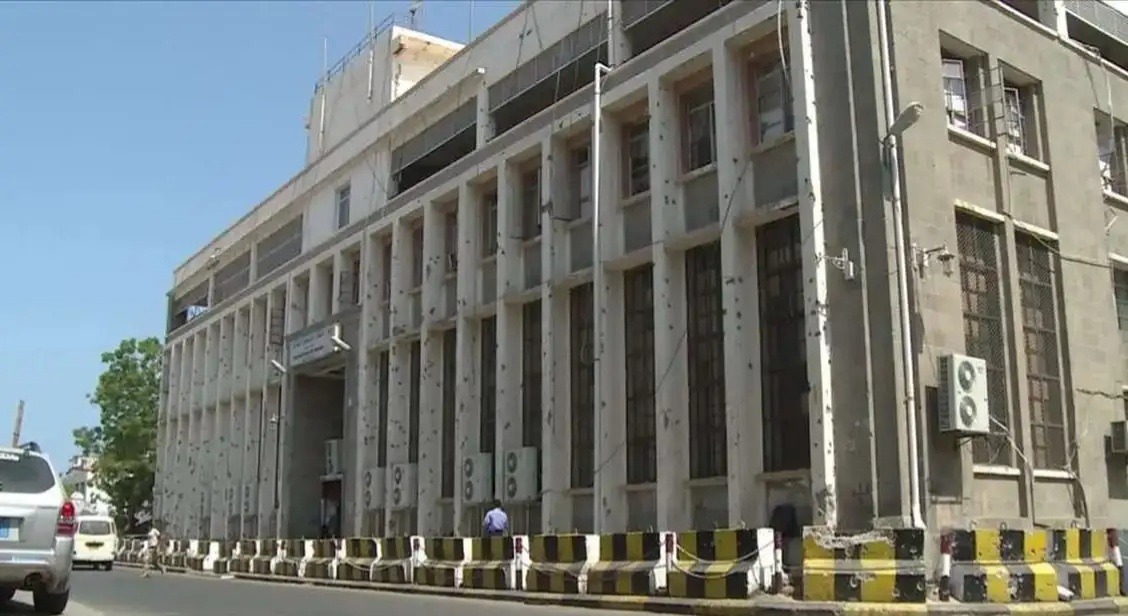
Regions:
[[0, 0, 516, 468]]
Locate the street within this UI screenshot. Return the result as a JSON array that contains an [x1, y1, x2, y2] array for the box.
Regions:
[[0, 569, 647, 616]]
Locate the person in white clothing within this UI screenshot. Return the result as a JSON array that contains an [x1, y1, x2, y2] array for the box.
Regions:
[[141, 525, 166, 578]]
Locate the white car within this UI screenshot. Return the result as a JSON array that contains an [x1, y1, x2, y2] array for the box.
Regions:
[[72, 515, 116, 570]]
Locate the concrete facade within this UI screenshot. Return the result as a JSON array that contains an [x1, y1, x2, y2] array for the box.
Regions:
[[156, 0, 1128, 542]]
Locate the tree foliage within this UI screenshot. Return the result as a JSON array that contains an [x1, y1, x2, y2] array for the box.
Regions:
[[73, 337, 162, 531]]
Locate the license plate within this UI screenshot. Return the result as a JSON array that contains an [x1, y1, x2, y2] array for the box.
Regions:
[[86, 542, 103, 548]]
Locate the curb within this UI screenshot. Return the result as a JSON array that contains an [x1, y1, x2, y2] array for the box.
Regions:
[[111, 561, 1128, 615]]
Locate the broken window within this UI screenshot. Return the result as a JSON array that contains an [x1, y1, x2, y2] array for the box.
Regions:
[[753, 56, 794, 143], [520, 167, 542, 239], [336, 183, 351, 230], [482, 192, 499, 258], [444, 210, 458, 273], [685, 242, 726, 479], [758, 216, 810, 473], [942, 58, 970, 131], [683, 85, 716, 172], [571, 144, 593, 220], [441, 329, 457, 499], [623, 120, 651, 197], [408, 340, 422, 464], [570, 283, 595, 489], [624, 264, 657, 485], [480, 316, 497, 454]]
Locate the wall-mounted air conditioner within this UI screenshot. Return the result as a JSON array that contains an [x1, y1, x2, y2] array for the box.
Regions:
[[938, 353, 990, 435], [324, 439, 342, 478], [502, 447, 539, 503], [362, 467, 386, 510], [462, 453, 493, 505], [389, 463, 417, 510]]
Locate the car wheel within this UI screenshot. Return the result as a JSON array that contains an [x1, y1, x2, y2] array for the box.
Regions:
[[104, 562, 113, 571], [32, 589, 68, 615]]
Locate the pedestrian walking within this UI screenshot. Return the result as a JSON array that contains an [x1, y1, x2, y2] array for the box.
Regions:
[[482, 499, 508, 537], [141, 525, 166, 578]]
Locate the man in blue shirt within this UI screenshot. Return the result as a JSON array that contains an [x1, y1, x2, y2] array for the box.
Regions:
[[483, 499, 508, 536]]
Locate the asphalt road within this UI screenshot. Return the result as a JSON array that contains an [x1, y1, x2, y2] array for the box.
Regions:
[[0, 568, 645, 616]]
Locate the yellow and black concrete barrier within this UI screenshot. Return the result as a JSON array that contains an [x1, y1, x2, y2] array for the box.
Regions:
[[667, 528, 779, 599], [370, 537, 416, 584], [250, 539, 277, 575], [228, 540, 255, 574], [461, 535, 527, 590], [585, 531, 672, 596], [185, 540, 207, 571], [301, 539, 338, 580], [167, 539, 191, 569], [336, 537, 378, 582], [415, 537, 469, 588], [523, 534, 599, 594], [800, 527, 927, 603], [208, 541, 235, 574]]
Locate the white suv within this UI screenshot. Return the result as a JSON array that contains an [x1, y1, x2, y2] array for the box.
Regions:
[[0, 444, 74, 614]]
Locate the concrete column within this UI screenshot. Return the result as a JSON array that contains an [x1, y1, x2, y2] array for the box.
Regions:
[[476, 79, 496, 147], [249, 242, 259, 283], [353, 233, 374, 533], [207, 274, 216, 308], [495, 160, 522, 493], [1036, 0, 1068, 36], [331, 252, 344, 315], [595, 111, 629, 533], [648, 77, 692, 532], [387, 219, 415, 534], [788, 0, 837, 527], [541, 137, 572, 532], [391, 222, 411, 335], [609, 1, 631, 66], [712, 41, 764, 528], [176, 338, 194, 535], [417, 204, 445, 535], [453, 183, 482, 534], [161, 343, 181, 526]]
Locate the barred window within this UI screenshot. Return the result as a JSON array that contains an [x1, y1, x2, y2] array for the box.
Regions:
[[1015, 233, 1066, 470], [955, 213, 1012, 466], [377, 351, 390, 468], [522, 301, 543, 449], [480, 317, 497, 454], [758, 216, 810, 472], [624, 264, 657, 484], [623, 121, 650, 197], [408, 340, 422, 464], [686, 241, 727, 479], [441, 329, 457, 499], [570, 283, 595, 489], [1113, 268, 1128, 337]]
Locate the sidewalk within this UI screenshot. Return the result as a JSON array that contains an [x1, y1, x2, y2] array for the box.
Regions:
[[114, 561, 1128, 615]]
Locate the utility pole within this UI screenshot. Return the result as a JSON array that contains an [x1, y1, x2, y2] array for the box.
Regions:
[[11, 400, 24, 447]]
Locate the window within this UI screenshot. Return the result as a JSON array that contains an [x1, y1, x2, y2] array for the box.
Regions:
[[942, 58, 970, 131], [520, 167, 542, 239], [758, 216, 810, 472], [624, 264, 656, 484], [1097, 118, 1126, 194], [685, 242, 727, 479], [377, 351, 390, 467], [381, 242, 393, 302], [1114, 269, 1128, 340], [349, 253, 362, 305], [684, 87, 716, 171], [1015, 233, 1066, 470], [522, 301, 543, 449], [408, 340, 422, 464], [411, 223, 424, 289], [336, 183, 351, 229], [482, 192, 499, 257], [444, 211, 458, 273], [0, 454, 58, 494], [754, 57, 794, 143], [956, 214, 1011, 466], [480, 317, 497, 454], [624, 121, 650, 197], [79, 520, 114, 536], [572, 145, 593, 219], [441, 329, 457, 499], [570, 283, 595, 489]]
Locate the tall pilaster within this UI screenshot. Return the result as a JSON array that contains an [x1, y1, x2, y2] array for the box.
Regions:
[[495, 160, 522, 496], [453, 182, 483, 535], [418, 203, 445, 535]]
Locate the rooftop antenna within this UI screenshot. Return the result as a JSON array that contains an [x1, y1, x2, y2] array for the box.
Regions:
[[408, 0, 423, 29]]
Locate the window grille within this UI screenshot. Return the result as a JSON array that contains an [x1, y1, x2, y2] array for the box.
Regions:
[[570, 283, 595, 488], [624, 265, 657, 484], [685, 242, 726, 479], [480, 317, 497, 454], [408, 340, 421, 464], [441, 329, 457, 498]]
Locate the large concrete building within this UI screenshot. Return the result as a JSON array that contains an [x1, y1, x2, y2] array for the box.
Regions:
[[156, 0, 1128, 542]]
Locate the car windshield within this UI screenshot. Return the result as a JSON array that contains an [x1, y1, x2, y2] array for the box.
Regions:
[[78, 520, 113, 536], [0, 453, 54, 494]]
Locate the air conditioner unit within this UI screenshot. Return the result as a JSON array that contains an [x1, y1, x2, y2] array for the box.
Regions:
[[938, 353, 990, 435], [1111, 421, 1128, 456], [362, 467, 386, 510], [462, 453, 493, 505], [389, 463, 417, 510], [324, 439, 342, 477], [502, 447, 539, 503]]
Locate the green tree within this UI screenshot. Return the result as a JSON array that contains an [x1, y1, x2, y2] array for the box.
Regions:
[[72, 337, 162, 531]]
